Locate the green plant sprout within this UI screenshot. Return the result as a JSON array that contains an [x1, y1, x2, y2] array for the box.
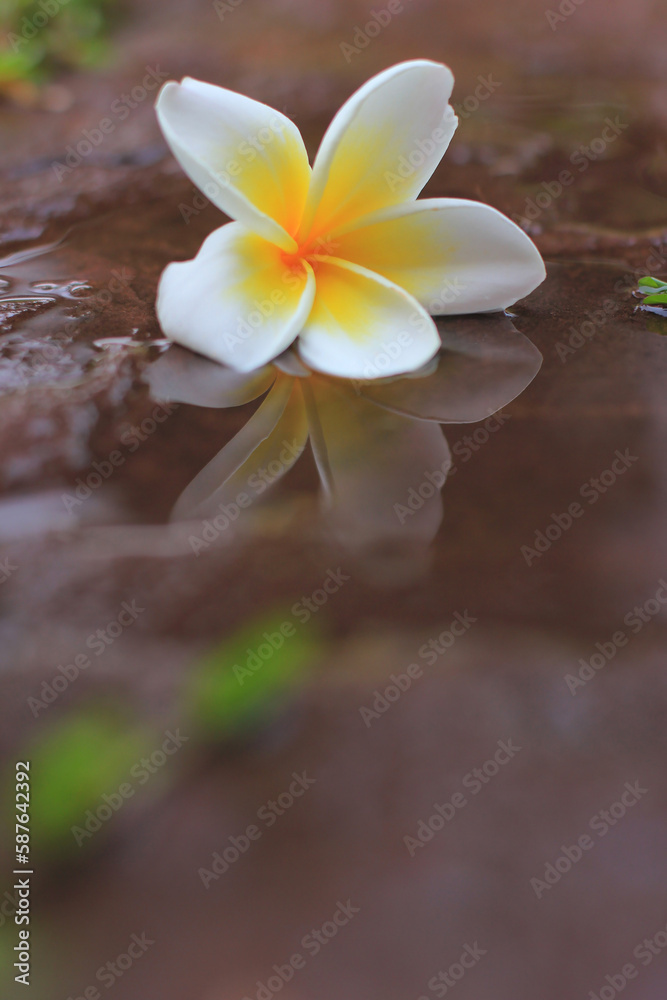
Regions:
[[637, 276, 667, 307]]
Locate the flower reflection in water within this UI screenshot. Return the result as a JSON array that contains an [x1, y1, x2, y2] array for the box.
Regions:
[[145, 313, 542, 554]]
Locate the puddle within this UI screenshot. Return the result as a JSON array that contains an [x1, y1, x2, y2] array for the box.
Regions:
[[0, 205, 664, 547], [141, 318, 542, 554]]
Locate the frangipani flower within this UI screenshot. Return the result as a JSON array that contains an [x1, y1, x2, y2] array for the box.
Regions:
[[155, 60, 545, 380]]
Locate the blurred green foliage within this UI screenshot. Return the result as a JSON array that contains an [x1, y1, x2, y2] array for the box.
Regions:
[[21, 710, 151, 855], [0, 0, 115, 87], [186, 611, 321, 739], [1, 609, 321, 864]]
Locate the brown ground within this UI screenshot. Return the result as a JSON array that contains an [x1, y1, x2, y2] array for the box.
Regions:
[[1, 0, 667, 997]]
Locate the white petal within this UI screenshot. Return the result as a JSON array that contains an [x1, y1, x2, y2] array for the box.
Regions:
[[297, 257, 441, 379], [156, 78, 311, 251], [333, 198, 546, 314], [298, 60, 457, 242], [172, 375, 307, 520], [156, 222, 316, 372]]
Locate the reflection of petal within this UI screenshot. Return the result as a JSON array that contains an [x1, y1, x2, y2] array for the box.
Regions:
[[304, 376, 451, 545], [358, 314, 542, 423], [172, 375, 307, 520], [273, 348, 311, 378], [145, 344, 275, 408]]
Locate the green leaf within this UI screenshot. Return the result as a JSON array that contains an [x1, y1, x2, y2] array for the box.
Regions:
[[12, 710, 152, 855], [638, 276, 663, 288], [186, 611, 321, 739], [642, 293, 667, 306], [637, 277, 667, 298]]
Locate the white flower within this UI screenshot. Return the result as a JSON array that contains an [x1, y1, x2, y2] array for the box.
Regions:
[[155, 60, 546, 379]]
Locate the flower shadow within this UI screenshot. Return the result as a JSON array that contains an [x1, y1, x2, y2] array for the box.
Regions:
[[144, 314, 542, 550]]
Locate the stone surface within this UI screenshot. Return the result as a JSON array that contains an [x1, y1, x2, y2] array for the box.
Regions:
[[1, 0, 667, 998]]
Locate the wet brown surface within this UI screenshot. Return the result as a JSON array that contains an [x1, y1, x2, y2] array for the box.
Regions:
[[1, 0, 667, 998]]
